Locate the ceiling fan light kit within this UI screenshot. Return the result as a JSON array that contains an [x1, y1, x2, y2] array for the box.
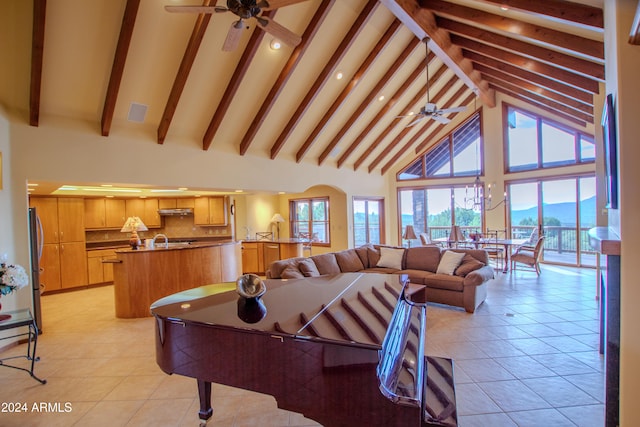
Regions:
[[165, 0, 308, 51]]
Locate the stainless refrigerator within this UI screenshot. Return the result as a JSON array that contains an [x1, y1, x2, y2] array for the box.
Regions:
[[28, 207, 43, 333]]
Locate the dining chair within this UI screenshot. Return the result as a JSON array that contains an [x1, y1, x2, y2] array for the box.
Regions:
[[511, 236, 545, 275], [484, 229, 506, 272], [298, 232, 315, 256]]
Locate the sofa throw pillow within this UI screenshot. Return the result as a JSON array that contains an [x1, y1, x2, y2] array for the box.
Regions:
[[280, 265, 305, 279], [310, 253, 342, 275], [376, 247, 405, 269], [455, 254, 485, 277], [335, 249, 365, 272], [298, 258, 320, 277], [436, 250, 466, 275]]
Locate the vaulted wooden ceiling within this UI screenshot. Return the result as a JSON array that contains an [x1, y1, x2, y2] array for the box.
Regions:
[[26, 0, 603, 175]]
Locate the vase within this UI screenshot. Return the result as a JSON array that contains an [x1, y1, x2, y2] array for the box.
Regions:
[[0, 301, 11, 322]]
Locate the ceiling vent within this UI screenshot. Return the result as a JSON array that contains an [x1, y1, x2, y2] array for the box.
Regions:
[[128, 103, 148, 123]]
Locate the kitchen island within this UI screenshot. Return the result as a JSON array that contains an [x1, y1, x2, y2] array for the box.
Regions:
[[112, 240, 241, 318]]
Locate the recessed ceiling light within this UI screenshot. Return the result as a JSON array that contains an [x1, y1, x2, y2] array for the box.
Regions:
[[178, 187, 188, 191], [336, 71, 344, 80], [270, 39, 281, 50], [27, 183, 38, 187], [101, 184, 113, 187], [500, 4, 509, 11], [378, 95, 385, 102], [235, 190, 243, 193]]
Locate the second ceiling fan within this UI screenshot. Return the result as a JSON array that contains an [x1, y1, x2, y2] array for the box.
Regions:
[[165, 0, 309, 51]]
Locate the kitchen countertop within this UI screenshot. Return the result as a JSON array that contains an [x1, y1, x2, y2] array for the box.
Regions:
[[114, 239, 238, 253]]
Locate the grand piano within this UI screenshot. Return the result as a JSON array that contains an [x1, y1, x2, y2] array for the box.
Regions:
[[151, 272, 457, 426]]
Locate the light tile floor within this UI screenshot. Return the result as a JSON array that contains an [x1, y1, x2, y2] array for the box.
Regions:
[[0, 264, 603, 426]]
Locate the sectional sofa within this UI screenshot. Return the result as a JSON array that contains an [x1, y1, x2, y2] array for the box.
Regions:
[[266, 244, 495, 313]]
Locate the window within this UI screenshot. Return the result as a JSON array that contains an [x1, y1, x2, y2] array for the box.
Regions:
[[505, 104, 595, 172], [353, 197, 385, 246], [399, 186, 483, 245], [398, 112, 482, 181], [290, 197, 330, 244]]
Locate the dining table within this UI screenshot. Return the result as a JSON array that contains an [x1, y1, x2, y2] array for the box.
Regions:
[[434, 237, 528, 272]]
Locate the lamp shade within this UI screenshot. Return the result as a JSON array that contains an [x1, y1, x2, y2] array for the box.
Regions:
[[120, 216, 148, 233], [403, 225, 417, 240], [271, 213, 285, 223]]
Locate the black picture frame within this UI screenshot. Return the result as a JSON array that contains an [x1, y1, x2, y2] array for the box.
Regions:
[[602, 94, 618, 209]]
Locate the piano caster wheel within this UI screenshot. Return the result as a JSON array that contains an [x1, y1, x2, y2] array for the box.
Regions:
[[199, 420, 207, 427]]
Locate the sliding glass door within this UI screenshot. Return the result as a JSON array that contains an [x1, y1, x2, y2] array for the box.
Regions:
[[507, 175, 596, 267]]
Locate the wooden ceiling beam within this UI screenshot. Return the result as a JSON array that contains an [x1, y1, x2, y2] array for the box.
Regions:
[[380, 0, 495, 108], [438, 17, 604, 81], [353, 63, 448, 171], [386, 91, 475, 173], [239, 0, 334, 155], [203, 10, 274, 150], [477, 0, 603, 30], [314, 37, 423, 166], [451, 34, 599, 94], [335, 58, 428, 168], [492, 84, 587, 127], [465, 50, 594, 103], [158, 0, 213, 144], [101, 0, 140, 136], [422, 0, 604, 61], [269, 0, 379, 159], [487, 79, 593, 123], [477, 65, 593, 115], [295, 19, 404, 163], [29, 0, 47, 127]]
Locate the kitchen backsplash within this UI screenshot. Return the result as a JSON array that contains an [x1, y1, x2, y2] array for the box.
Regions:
[[85, 215, 233, 243]]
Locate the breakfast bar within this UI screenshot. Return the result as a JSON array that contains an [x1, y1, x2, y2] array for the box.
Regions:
[[112, 240, 241, 318]]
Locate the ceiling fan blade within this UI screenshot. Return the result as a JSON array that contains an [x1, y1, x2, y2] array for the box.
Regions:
[[262, 0, 312, 11], [439, 106, 467, 114], [406, 116, 425, 127], [431, 114, 451, 124], [164, 6, 228, 14], [256, 16, 302, 47], [222, 20, 244, 52]]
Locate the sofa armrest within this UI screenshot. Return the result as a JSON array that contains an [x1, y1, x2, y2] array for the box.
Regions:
[[463, 265, 495, 286]]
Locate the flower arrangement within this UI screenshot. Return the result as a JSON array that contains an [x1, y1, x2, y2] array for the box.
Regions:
[[0, 262, 29, 296]]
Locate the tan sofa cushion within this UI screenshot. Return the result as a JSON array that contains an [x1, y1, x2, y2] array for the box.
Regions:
[[298, 258, 320, 277], [281, 265, 305, 279], [310, 253, 341, 275], [268, 257, 305, 279], [367, 246, 381, 267], [425, 274, 465, 292], [335, 249, 365, 272], [399, 269, 436, 285], [455, 254, 485, 277], [404, 246, 442, 272]]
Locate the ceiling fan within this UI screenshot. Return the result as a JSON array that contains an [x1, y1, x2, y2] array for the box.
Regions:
[[400, 38, 467, 127], [165, 0, 309, 52]]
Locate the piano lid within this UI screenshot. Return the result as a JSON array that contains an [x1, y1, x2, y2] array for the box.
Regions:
[[150, 273, 409, 348]]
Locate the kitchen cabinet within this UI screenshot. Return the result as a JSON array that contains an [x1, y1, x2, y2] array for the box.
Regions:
[[87, 249, 117, 284], [194, 196, 228, 226], [241, 241, 300, 275], [125, 198, 161, 228], [84, 198, 126, 229], [29, 197, 87, 292], [176, 198, 195, 208]]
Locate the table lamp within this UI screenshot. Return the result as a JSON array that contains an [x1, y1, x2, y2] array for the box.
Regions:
[[121, 216, 148, 250], [403, 225, 417, 248], [271, 213, 285, 240]]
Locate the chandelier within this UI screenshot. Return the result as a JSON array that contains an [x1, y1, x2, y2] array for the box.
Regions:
[[463, 175, 507, 211]]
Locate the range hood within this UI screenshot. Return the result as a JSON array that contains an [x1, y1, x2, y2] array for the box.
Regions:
[[157, 208, 193, 216]]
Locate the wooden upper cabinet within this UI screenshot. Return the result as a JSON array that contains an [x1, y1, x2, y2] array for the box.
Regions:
[[158, 198, 177, 209], [85, 199, 126, 229], [125, 198, 145, 219], [176, 198, 195, 208], [143, 198, 161, 228], [194, 196, 228, 226], [29, 197, 60, 244], [105, 199, 126, 228], [57, 198, 85, 242], [84, 199, 106, 229]]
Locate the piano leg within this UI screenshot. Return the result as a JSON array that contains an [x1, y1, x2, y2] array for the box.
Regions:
[[197, 379, 213, 424]]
